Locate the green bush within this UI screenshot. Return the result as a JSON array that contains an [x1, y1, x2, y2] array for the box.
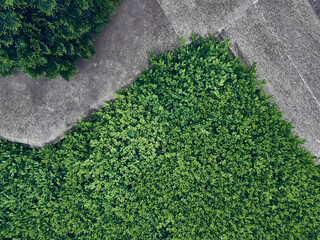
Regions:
[[0, 0, 121, 81], [0, 34, 319, 239]]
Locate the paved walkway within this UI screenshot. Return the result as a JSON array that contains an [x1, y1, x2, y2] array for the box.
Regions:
[[0, 0, 319, 164]]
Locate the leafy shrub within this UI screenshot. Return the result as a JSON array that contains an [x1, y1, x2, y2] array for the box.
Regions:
[[0, 34, 319, 239], [0, 0, 121, 81]]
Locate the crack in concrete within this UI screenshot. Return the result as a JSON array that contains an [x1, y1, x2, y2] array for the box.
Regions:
[[218, 1, 259, 33], [287, 54, 320, 108], [156, 0, 181, 41]]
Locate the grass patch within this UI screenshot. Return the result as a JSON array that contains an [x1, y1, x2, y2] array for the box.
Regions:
[[1, 33, 319, 239]]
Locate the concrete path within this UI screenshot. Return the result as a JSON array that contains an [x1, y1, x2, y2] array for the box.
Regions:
[[0, 0, 319, 164]]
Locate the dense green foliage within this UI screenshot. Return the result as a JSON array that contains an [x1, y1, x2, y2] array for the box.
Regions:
[[0, 0, 121, 81], [1, 34, 320, 239]]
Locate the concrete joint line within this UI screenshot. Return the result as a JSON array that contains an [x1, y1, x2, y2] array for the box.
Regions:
[[252, 0, 259, 5], [218, 25, 228, 33], [286, 54, 320, 109], [253, 4, 320, 111], [156, 0, 180, 39], [219, 1, 260, 33]]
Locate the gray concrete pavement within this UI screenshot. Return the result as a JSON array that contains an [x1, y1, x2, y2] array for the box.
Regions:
[[255, 0, 320, 103], [0, 0, 319, 164]]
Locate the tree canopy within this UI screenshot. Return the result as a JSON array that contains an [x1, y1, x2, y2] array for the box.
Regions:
[[0, 0, 121, 81], [1, 34, 320, 239]]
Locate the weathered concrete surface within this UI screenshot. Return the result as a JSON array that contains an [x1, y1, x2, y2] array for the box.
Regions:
[[0, 78, 39, 145], [0, 0, 181, 148], [0, 0, 319, 164], [254, 0, 320, 105]]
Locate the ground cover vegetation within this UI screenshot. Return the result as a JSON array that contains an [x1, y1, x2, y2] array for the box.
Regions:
[[0, 0, 121, 81], [1, 34, 320, 239]]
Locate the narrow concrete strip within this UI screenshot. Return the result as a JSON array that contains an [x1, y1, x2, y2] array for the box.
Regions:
[[0, 0, 182, 148], [218, 4, 320, 163]]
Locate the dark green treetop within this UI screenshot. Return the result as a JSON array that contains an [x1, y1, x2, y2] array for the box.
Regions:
[[0, 0, 121, 81]]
